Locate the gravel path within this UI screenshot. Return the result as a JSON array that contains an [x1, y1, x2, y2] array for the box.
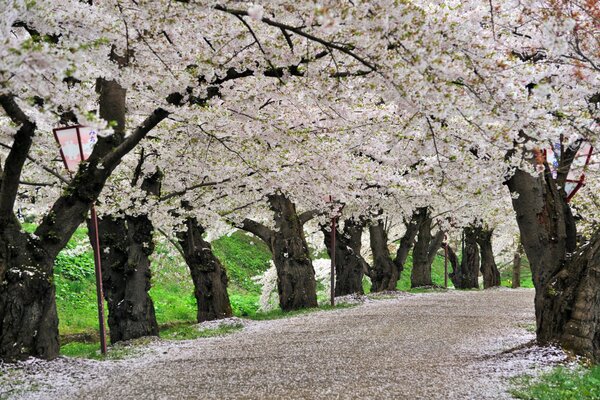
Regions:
[[2, 289, 568, 399]]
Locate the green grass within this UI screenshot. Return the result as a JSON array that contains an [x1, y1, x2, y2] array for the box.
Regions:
[[161, 322, 243, 341], [60, 336, 156, 360], [51, 227, 270, 341], [511, 365, 600, 399], [60, 323, 243, 359], [396, 253, 450, 291], [500, 257, 534, 288], [247, 303, 356, 320], [212, 231, 272, 293]]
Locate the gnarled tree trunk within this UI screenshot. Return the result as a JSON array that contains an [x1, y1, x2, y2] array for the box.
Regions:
[[394, 209, 422, 280], [89, 213, 159, 344], [447, 244, 460, 287], [178, 217, 232, 322], [0, 78, 168, 361], [322, 218, 368, 296], [507, 145, 600, 361], [87, 142, 162, 343], [240, 193, 317, 311], [411, 209, 444, 288], [268, 194, 318, 310], [450, 227, 479, 289], [477, 229, 500, 289], [369, 220, 397, 292], [0, 222, 59, 361]]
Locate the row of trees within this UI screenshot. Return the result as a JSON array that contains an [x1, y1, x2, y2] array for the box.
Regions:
[[1, 0, 600, 364]]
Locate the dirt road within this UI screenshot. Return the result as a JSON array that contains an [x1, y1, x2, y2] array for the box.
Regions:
[[5, 289, 564, 399]]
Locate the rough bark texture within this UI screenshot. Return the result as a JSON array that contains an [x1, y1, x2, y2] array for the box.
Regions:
[[89, 215, 159, 343], [322, 219, 368, 296], [0, 83, 168, 361], [240, 193, 317, 311], [507, 152, 600, 361], [85, 83, 159, 344], [369, 221, 398, 292], [411, 211, 444, 288], [268, 194, 318, 310], [447, 244, 460, 286], [450, 227, 480, 289], [477, 229, 501, 289], [512, 244, 522, 289], [0, 223, 59, 362], [178, 218, 233, 322], [394, 210, 421, 281]]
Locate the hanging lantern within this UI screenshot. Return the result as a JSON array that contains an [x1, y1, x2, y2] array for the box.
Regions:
[[52, 124, 106, 355], [52, 125, 98, 171]]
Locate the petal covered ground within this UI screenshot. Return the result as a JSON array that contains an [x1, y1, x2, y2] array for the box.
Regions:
[[2, 289, 568, 399]]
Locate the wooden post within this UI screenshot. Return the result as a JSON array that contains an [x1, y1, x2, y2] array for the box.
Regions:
[[444, 239, 448, 288], [90, 203, 108, 354]]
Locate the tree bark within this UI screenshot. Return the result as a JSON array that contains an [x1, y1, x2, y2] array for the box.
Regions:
[[369, 220, 398, 292], [411, 209, 444, 288], [89, 214, 159, 343], [507, 149, 600, 361], [0, 223, 59, 362], [177, 218, 233, 322], [394, 210, 421, 281], [322, 218, 368, 296], [85, 82, 159, 344], [450, 227, 480, 289], [512, 243, 522, 289], [240, 193, 318, 311], [477, 229, 500, 289], [0, 83, 168, 361], [447, 244, 460, 287]]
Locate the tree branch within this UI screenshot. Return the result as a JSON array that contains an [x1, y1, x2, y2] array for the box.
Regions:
[[0, 94, 36, 220], [299, 209, 320, 225], [214, 5, 378, 72], [238, 218, 275, 244]]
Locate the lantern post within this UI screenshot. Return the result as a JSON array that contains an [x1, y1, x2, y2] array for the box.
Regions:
[[443, 235, 448, 289], [53, 126, 107, 355]]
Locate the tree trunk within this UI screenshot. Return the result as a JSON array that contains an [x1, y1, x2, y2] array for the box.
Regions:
[[322, 219, 368, 296], [512, 244, 522, 289], [178, 218, 232, 322], [447, 244, 460, 287], [394, 210, 422, 280], [507, 155, 600, 361], [369, 220, 398, 292], [268, 194, 318, 311], [240, 194, 318, 311], [0, 83, 167, 362], [86, 96, 161, 344], [411, 209, 444, 288], [477, 229, 500, 289], [0, 223, 59, 361], [450, 227, 480, 289], [89, 214, 159, 343]]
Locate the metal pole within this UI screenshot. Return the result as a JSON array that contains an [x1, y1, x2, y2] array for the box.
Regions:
[[444, 240, 448, 289], [90, 204, 107, 355], [330, 216, 336, 307]]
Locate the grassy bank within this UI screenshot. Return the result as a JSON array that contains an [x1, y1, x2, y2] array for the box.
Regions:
[[511, 365, 600, 399]]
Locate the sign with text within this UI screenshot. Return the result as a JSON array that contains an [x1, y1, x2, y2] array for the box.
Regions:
[[53, 126, 98, 172]]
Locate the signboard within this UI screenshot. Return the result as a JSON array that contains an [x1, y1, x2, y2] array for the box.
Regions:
[[53, 126, 98, 172]]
